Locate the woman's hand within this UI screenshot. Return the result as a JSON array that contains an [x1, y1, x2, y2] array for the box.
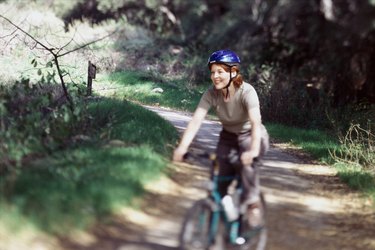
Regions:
[[172, 107, 207, 162], [173, 146, 187, 162], [241, 150, 258, 165]]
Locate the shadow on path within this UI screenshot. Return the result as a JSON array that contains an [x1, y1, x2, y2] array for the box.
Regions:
[[143, 106, 375, 250]]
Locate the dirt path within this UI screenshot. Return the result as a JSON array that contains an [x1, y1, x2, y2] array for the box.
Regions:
[[59, 106, 374, 250]]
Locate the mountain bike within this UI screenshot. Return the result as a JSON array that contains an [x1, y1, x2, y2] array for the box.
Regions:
[[179, 151, 267, 250]]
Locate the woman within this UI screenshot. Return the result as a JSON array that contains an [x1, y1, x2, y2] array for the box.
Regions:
[[173, 49, 269, 228]]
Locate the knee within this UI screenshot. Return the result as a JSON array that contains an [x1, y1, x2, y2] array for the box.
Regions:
[[242, 164, 255, 176]]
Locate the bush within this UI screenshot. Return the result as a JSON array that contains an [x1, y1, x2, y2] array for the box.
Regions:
[[0, 97, 179, 233], [330, 124, 375, 171], [0, 77, 88, 172], [249, 63, 332, 129]]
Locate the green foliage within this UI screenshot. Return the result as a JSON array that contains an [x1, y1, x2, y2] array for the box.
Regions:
[[265, 123, 339, 164], [335, 163, 375, 204], [330, 124, 375, 170], [88, 98, 178, 154], [0, 97, 178, 233], [181, 51, 208, 85], [336, 164, 375, 190], [250, 63, 333, 129], [0, 145, 166, 233], [327, 103, 375, 135], [0, 79, 83, 166], [98, 70, 207, 112]]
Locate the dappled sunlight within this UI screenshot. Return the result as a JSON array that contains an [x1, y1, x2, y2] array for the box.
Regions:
[[144, 168, 206, 199], [118, 207, 158, 227], [143, 106, 375, 250], [103, 162, 211, 250], [305, 196, 341, 212], [259, 147, 375, 250], [262, 150, 344, 214], [298, 164, 337, 176], [0, 219, 62, 250], [264, 188, 344, 214]]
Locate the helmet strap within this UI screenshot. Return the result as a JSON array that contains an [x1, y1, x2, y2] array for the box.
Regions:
[[221, 66, 234, 99]]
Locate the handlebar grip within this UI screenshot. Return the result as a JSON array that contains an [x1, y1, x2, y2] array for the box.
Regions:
[[183, 152, 191, 160]]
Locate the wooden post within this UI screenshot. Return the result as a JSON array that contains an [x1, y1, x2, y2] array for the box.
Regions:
[[87, 61, 96, 96]]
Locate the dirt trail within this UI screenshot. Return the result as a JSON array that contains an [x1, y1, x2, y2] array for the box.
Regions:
[[58, 106, 374, 250]]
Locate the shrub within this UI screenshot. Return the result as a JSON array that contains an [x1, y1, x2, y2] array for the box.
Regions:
[[0, 77, 88, 174], [330, 123, 375, 171]]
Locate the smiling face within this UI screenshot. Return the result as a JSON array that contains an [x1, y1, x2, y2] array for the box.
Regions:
[[210, 64, 232, 90]]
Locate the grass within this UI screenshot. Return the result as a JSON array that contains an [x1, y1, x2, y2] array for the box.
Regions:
[[336, 163, 375, 190], [95, 71, 208, 112], [1, 145, 165, 233], [88, 98, 178, 154], [265, 123, 340, 164], [0, 98, 179, 235], [335, 163, 375, 204]]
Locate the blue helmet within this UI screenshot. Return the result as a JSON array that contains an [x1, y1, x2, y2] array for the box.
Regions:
[[207, 49, 240, 68]]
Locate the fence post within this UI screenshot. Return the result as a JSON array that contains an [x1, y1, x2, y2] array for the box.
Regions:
[[87, 61, 97, 96]]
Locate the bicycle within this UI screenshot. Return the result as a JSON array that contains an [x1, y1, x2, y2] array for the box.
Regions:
[[179, 151, 267, 250]]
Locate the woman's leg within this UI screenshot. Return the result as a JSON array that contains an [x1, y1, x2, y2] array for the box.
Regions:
[[216, 130, 238, 197], [238, 127, 269, 227], [238, 126, 269, 204], [238, 131, 260, 205]]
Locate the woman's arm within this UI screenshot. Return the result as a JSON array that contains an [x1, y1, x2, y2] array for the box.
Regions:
[[241, 106, 262, 165], [173, 107, 208, 161]]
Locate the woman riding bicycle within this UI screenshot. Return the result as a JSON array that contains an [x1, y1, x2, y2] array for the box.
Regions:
[[173, 49, 269, 228]]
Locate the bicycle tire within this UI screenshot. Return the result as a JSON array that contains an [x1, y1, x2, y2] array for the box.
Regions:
[[239, 193, 267, 250], [179, 198, 214, 250]]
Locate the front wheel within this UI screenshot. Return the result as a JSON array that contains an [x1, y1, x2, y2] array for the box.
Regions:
[[179, 198, 214, 250]]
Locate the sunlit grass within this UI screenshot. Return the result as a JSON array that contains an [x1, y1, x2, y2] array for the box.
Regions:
[[88, 98, 178, 154], [96, 71, 208, 112], [335, 163, 375, 205]]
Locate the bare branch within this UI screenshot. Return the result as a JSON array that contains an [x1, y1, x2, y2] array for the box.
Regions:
[[56, 29, 77, 54], [2, 33, 19, 49], [0, 14, 56, 55], [58, 28, 118, 58], [0, 27, 18, 39]]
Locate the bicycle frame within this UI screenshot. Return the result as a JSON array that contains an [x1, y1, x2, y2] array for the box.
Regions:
[[180, 151, 266, 250], [206, 154, 245, 246]]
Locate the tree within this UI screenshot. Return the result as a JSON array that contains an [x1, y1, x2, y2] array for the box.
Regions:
[[0, 13, 117, 111]]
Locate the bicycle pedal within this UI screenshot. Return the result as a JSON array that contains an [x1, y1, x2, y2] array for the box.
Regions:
[[235, 237, 246, 245]]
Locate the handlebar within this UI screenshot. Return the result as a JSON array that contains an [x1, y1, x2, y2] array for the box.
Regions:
[[183, 150, 259, 168]]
